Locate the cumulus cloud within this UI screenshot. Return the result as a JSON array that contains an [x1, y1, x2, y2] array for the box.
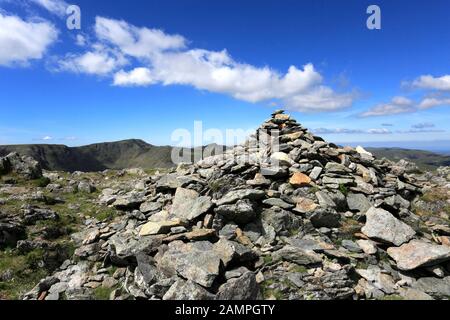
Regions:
[[29, 0, 68, 17], [359, 96, 415, 117], [57, 45, 128, 75], [95, 17, 186, 58], [57, 16, 355, 112], [42, 136, 53, 140], [114, 67, 154, 86], [418, 97, 450, 109], [0, 13, 58, 66], [411, 74, 450, 91]]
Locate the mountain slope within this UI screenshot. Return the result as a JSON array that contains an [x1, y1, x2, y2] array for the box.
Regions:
[[0, 140, 227, 172], [367, 148, 450, 171], [1, 140, 449, 172], [0, 140, 174, 172]]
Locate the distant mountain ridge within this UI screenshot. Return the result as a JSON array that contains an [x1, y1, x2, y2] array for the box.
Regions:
[[1, 140, 449, 172], [0, 140, 175, 172]]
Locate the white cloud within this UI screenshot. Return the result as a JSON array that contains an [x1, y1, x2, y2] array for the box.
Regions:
[[418, 97, 450, 109], [0, 13, 58, 66], [30, 0, 68, 17], [76, 34, 86, 46], [95, 17, 186, 58], [57, 45, 128, 75], [42, 136, 52, 140], [411, 74, 450, 91], [57, 16, 355, 112], [114, 67, 154, 86], [367, 128, 392, 134], [359, 96, 415, 117]]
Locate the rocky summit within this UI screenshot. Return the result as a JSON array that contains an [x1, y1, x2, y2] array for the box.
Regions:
[[1, 111, 450, 301]]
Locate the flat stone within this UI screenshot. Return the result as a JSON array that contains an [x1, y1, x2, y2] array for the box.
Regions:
[[140, 201, 163, 214], [290, 172, 311, 187], [216, 272, 261, 300], [412, 276, 450, 299], [215, 199, 256, 224], [170, 188, 213, 222], [263, 198, 294, 209], [347, 193, 371, 214], [271, 152, 292, 166], [316, 191, 336, 209], [362, 207, 416, 246], [387, 240, 450, 271], [139, 220, 182, 236], [294, 197, 318, 213], [272, 245, 323, 265], [158, 241, 222, 288], [309, 167, 323, 181], [163, 279, 214, 300], [216, 189, 265, 206]]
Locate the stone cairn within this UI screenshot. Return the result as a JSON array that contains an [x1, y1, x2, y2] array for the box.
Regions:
[[24, 110, 450, 300]]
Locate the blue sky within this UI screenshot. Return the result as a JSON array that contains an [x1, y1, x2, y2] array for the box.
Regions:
[[1, 0, 450, 151]]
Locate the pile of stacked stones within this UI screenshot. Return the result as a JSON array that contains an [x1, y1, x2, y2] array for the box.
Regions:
[[24, 111, 450, 300]]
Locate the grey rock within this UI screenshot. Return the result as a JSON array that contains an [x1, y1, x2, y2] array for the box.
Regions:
[[170, 188, 213, 222], [387, 240, 450, 271], [215, 189, 265, 206], [362, 207, 416, 246], [263, 198, 294, 209], [309, 167, 323, 181], [215, 199, 256, 224], [216, 272, 261, 300], [158, 241, 222, 288], [77, 181, 95, 193], [347, 193, 371, 214], [412, 276, 450, 299], [140, 201, 163, 214], [310, 209, 341, 228], [272, 245, 323, 265], [342, 240, 363, 253], [163, 279, 214, 300]]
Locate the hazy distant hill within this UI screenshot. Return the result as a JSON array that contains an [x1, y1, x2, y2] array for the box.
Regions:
[[1, 140, 449, 172], [367, 148, 450, 171], [0, 140, 176, 172]]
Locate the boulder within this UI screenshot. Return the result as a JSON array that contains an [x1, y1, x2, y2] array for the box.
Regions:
[[387, 240, 450, 271], [163, 279, 215, 300], [347, 193, 371, 214], [158, 241, 222, 288], [170, 188, 213, 222], [216, 272, 261, 300], [215, 199, 256, 224], [361, 207, 415, 246]]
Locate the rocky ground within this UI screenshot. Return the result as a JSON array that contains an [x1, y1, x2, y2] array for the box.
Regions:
[[1, 111, 450, 301]]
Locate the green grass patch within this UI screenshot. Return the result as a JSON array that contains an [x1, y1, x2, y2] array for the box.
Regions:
[[33, 177, 51, 188], [93, 286, 115, 300], [339, 184, 349, 196]]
